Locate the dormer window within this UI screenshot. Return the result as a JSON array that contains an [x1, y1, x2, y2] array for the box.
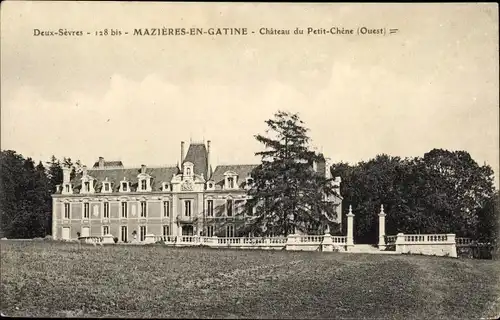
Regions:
[[102, 182, 111, 193], [245, 177, 254, 189], [137, 165, 152, 192], [206, 182, 214, 190], [162, 183, 170, 192], [120, 179, 130, 193], [83, 181, 90, 193], [224, 171, 238, 190], [65, 185, 70, 193], [183, 162, 194, 177]]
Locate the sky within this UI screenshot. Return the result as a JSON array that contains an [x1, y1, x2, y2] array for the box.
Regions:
[[1, 2, 499, 187]]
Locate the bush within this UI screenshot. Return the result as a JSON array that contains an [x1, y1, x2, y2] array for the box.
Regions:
[[113, 237, 118, 243], [44, 235, 53, 241]]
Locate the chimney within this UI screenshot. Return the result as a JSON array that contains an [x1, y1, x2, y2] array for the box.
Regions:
[[207, 140, 211, 178], [98, 157, 105, 169], [63, 166, 71, 183], [180, 141, 185, 164], [141, 164, 146, 174]]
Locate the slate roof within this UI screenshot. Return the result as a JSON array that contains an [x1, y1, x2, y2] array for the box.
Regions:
[[92, 160, 124, 168], [182, 143, 209, 178], [210, 164, 259, 189], [66, 166, 179, 194]]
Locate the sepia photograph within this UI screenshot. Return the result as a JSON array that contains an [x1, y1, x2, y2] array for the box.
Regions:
[[1, 1, 499, 319]]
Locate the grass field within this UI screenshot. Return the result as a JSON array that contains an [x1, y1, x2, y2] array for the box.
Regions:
[[1, 240, 499, 319]]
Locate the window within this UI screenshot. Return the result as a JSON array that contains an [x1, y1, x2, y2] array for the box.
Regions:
[[121, 202, 128, 218], [65, 185, 70, 193], [103, 202, 109, 218], [226, 225, 234, 237], [228, 177, 234, 189], [227, 199, 233, 216], [141, 180, 147, 191], [140, 201, 147, 217], [83, 203, 90, 219], [207, 225, 214, 237], [207, 200, 214, 217], [186, 168, 191, 175], [122, 182, 128, 192], [163, 225, 170, 236], [184, 200, 191, 217], [84, 181, 90, 193], [163, 201, 170, 217], [121, 226, 128, 242], [103, 226, 109, 235], [64, 203, 70, 219], [140, 226, 147, 241], [103, 183, 110, 192]]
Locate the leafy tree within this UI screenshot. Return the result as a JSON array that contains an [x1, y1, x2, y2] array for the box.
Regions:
[[245, 111, 340, 236]]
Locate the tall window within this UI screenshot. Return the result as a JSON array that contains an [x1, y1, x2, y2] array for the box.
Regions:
[[140, 226, 147, 241], [103, 226, 109, 235], [84, 181, 90, 193], [65, 185, 70, 193], [163, 225, 170, 236], [141, 180, 147, 191], [64, 203, 70, 219], [163, 201, 170, 217], [140, 201, 147, 217], [226, 225, 234, 237], [122, 182, 128, 192], [226, 199, 233, 216], [207, 225, 214, 237], [228, 177, 234, 189], [83, 203, 90, 219], [121, 226, 128, 242], [121, 202, 128, 218], [207, 200, 214, 217], [103, 202, 109, 218], [184, 200, 191, 217]]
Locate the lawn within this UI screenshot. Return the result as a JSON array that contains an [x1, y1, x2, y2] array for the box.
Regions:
[[1, 240, 499, 319]]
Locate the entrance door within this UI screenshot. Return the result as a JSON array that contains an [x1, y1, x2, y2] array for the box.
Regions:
[[81, 227, 90, 237], [182, 225, 194, 236], [62, 227, 70, 240]]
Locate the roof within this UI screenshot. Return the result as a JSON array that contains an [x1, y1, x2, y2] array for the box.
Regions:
[[210, 164, 259, 189], [66, 166, 179, 194], [92, 160, 124, 169], [182, 143, 208, 178]]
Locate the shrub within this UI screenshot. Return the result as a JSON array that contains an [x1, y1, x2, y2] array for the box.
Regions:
[[44, 235, 53, 241]]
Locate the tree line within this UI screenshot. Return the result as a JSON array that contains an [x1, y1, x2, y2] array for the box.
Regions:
[[0, 111, 498, 245], [0, 151, 81, 239]]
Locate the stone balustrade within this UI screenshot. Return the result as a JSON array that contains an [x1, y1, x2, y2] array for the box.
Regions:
[[391, 233, 457, 257]]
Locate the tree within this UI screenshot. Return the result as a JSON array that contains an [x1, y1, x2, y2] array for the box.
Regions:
[[245, 111, 340, 236], [47, 155, 63, 193]]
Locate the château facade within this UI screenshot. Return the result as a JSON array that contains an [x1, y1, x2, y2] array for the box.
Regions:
[[51, 140, 342, 242]]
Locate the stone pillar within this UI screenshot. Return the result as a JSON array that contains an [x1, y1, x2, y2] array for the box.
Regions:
[[286, 233, 300, 251], [378, 204, 386, 250], [447, 233, 458, 258], [395, 233, 405, 253], [321, 234, 334, 252], [144, 234, 155, 244], [346, 205, 355, 248], [102, 234, 115, 244]]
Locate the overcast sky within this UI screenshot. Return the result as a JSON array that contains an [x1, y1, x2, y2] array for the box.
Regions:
[[1, 2, 498, 187]]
